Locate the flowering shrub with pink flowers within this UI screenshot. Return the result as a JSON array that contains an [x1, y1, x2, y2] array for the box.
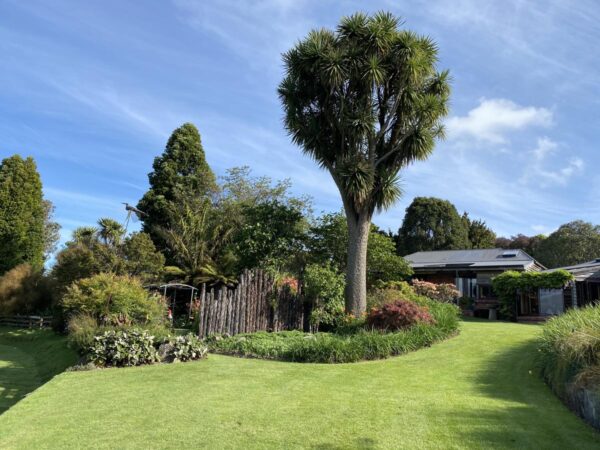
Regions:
[[412, 280, 459, 303]]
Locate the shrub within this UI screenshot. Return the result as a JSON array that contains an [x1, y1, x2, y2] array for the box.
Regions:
[[304, 264, 345, 330], [458, 296, 473, 309], [164, 334, 208, 362], [412, 280, 459, 303], [367, 283, 415, 309], [67, 313, 99, 351], [366, 299, 434, 331], [67, 313, 172, 353], [538, 305, 600, 396], [434, 283, 460, 302], [210, 296, 459, 363], [89, 329, 160, 367], [60, 273, 166, 326], [0, 264, 53, 315]]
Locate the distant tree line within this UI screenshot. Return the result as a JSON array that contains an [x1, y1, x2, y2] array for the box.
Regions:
[[393, 196, 600, 269]]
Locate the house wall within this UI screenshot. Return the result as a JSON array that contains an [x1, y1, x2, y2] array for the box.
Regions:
[[539, 289, 564, 315]]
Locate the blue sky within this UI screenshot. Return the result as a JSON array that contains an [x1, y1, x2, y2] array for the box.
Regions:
[[2, 0, 599, 250]]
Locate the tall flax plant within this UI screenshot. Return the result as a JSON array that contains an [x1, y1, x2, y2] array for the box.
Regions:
[[279, 12, 450, 315]]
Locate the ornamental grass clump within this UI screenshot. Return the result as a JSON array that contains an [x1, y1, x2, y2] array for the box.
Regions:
[[538, 304, 600, 396], [366, 299, 434, 331]]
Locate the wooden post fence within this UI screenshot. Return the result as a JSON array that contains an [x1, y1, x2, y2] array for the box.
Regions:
[[197, 269, 305, 338]]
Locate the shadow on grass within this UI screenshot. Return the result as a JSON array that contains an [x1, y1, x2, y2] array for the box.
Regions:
[[453, 334, 600, 448], [0, 328, 77, 415], [0, 346, 37, 414]]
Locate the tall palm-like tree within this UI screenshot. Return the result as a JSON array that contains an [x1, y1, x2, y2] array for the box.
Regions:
[[279, 12, 450, 315], [160, 197, 236, 285], [97, 218, 125, 248]]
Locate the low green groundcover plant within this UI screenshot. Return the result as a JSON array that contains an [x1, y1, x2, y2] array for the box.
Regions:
[[90, 330, 160, 367], [209, 296, 459, 363], [537, 304, 600, 397], [87, 330, 208, 368], [165, 334, 209, 362]]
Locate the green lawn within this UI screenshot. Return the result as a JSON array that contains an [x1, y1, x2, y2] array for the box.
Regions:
[[0, 321, 598, 449], [0, 327, 77, 414]]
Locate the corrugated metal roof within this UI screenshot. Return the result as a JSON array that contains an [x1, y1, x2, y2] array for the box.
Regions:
[[543, 259, 600, 281], [405, 248, 534, 264]]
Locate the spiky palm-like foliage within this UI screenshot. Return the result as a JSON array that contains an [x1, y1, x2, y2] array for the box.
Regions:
[[97, 218, 125, 247], [279, 12, 450, 315], [160, 197, 236, 286]]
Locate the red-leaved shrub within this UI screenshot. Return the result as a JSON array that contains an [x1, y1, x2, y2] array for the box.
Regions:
[[366, 299, 434, 331]]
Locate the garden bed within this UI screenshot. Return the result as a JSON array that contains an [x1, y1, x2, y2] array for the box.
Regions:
[[209, 297, 459, 363]]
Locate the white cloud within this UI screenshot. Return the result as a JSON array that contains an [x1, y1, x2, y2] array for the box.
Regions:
[[521, 137, 584, 187], [532, 137, 558, 160], [446, 98, 553, 144]]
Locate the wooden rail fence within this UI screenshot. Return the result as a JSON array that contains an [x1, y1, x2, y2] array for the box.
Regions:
[[0, 315, 52, 329], [197, 269, 305, 338]]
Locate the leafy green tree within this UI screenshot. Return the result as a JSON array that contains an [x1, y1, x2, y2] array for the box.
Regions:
[[308, 212, 348, 271], [279, 12, 450, 315], [0, 155, 46, 273], [42, 200, 61, 260], [122, 232, 165, 280], [219, 166, 308, 210], [367, 231, 413, 285], [496, 234, 546, 257], [234, 200, 307, 273], [463, 214, 496, 249], [52, 220, 164, 293], [304, 263, 345, 331], [535, 221, 600, 268], [138, 123, 217, 254], [309, 212, 412, 285], [397, 197, 469, 255]]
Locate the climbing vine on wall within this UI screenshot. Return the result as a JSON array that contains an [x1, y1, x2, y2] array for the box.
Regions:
[[492, 270, 574, 320]]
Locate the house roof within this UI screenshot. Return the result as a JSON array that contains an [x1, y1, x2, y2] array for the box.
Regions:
[[543, 259, 600, 281], [404, 248, 544, 271]]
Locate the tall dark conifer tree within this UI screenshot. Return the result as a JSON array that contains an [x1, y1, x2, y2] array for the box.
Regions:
[[0, 155, 45, 273], [138, 123, 217, 257]]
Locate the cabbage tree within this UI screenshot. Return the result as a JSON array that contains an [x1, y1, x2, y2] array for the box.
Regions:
[[279, 12, 450, 315]]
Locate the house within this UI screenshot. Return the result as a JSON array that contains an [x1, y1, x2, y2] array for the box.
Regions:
[[404, 248, 545, 316], [531, 259, 600, 317]]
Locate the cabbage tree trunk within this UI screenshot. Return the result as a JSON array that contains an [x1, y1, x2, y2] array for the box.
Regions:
[[345, 210, 370, 317]]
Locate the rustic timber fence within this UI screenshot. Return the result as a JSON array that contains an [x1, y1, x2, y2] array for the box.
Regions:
[[0, 315, 52, 329], [197, 269, 306, 338]]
